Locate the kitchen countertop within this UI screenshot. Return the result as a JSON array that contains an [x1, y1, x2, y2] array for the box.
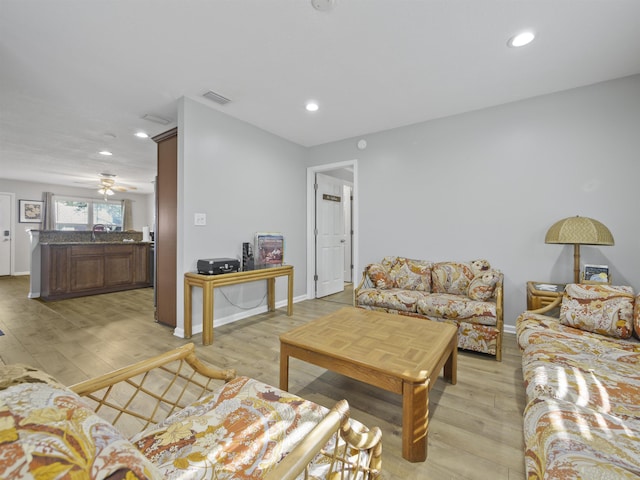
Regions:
[[40, 241, 151, 245]]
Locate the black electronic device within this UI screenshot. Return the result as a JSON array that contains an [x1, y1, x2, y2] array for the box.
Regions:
[[242, 242, 254, 271], [197, 258, 240, 275]]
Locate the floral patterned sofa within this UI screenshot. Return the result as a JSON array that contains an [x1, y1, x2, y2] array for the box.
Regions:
[[0, 343, 382, 479], [516, 284, 640, 479], [354, 256, 504, 360]]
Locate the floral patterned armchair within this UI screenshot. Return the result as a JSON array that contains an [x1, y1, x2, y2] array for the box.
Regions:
[[517, 284, 640, 479], [354, 256, 504, 360]]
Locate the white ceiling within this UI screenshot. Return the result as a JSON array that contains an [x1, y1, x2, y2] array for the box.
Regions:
[[2, 0, 640, 195]]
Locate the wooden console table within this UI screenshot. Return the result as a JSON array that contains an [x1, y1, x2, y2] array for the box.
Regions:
[[184, 265, 294, 345]]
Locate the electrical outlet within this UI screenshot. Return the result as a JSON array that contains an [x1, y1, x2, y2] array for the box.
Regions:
[[194, 213, 206, 226]]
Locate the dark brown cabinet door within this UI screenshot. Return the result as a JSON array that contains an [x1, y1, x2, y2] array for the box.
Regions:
[[104, 245, 134, 287], [70, 255, 104, 291], [43, 245, 71, 295], [133, 244, 149, 284], [70, 245, 104, 291]]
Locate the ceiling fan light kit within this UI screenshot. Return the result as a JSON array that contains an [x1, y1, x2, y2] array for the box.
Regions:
[[94, 173, 137, 199]]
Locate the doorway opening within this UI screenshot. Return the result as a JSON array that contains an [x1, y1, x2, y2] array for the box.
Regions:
[[306, 160, 358, 299]]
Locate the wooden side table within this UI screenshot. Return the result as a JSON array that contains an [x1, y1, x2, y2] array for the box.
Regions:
[[526, 281, 566, 310], [184, 265, 294, 345]]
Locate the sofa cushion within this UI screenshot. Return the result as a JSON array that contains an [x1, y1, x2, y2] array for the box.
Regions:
[[130, 376, 330, 479], [431, 259, 490, 295], [559, 284, 635, 339], [467, 269, 501, 301], [521, 338, 640, 419], [357, 288, 425, 313], [416, 293, 497, 325], [517, 312, 640, 354], [366, 263, 393, 289], [383, 257, 432, 292], [431, 262, 476, 295], [0, 378, 160, 479], [524, 397, 640, 479]]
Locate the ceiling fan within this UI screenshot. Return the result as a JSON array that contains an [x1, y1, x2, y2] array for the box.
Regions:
[[96, 173, 137, 199]]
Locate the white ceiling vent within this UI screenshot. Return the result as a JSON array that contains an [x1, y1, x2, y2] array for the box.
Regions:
[[142, 114, 171, 125], [203, 90, 231, 105]]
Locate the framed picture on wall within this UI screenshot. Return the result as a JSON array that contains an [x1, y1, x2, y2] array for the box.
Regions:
[[19, 200, 44, 223], [255, 232, 284, 267]]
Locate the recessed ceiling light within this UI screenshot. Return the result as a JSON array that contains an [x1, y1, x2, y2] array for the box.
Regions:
[[305, 102, 319, 112], [508, 31, 535, 48], [135, 132, 149, 139], [99, 150, 113, 156]]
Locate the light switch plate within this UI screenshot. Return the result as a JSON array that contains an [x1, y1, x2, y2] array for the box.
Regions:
[[194, 213, 206, 226]]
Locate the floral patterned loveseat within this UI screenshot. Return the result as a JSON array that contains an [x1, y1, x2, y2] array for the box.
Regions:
[[516, 284, 640, 478], [354, 256, 504, 360]]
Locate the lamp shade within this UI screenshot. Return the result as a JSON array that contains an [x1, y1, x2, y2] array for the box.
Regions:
[[545, 216, 614, 246]]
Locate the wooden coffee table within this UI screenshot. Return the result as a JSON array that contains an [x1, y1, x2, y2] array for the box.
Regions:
[[279, 306, 457, 462]]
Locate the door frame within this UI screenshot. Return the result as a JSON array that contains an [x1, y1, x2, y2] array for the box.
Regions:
[[306, 160, 358, 299], [0, 192, 16, 276]]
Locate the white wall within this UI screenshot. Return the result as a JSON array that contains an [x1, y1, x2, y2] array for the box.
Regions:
[[176, 97, 308, 335], [306, 75, 640, 330], [0, 178, 153, 274]]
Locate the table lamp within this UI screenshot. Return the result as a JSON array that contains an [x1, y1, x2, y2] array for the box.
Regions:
[[545, 216, 614, 283]]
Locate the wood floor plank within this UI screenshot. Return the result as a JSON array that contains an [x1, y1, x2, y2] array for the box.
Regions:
[[0, 275, 526, 480]]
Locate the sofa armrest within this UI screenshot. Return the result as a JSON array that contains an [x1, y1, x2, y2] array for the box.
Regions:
[[69, 343, 236, 437], [353, 265, 375, 304], [494, 274, 504, 361], [264, 399, 382, 480]]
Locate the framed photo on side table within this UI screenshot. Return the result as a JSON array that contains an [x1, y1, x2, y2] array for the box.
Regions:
[[19, 200, 44, 223], [583, 264, 610, 284], [255, 232, 284, 267]]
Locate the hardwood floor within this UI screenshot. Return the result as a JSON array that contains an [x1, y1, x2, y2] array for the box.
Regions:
[[0, 275, 526, 480]]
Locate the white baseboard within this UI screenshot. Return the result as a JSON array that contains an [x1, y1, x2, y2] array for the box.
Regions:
[[504, 324, 516, 335]]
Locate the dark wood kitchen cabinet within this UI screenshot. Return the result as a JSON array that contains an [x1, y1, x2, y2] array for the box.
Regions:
[[45, 245, 71, 296], [41, 243, 151, 301]]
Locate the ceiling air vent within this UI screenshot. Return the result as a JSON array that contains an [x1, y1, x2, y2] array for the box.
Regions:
[[203, 90, 231, 105], [142, 114, 171, 125]]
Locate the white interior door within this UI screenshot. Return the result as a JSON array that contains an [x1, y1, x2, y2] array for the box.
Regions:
[[0, 194, 12, 276], [315, 173, 346, 297]]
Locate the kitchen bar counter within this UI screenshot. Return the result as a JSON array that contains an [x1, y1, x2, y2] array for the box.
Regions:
[[40, 241, 150, 245], [40, 242, 152, 301]]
